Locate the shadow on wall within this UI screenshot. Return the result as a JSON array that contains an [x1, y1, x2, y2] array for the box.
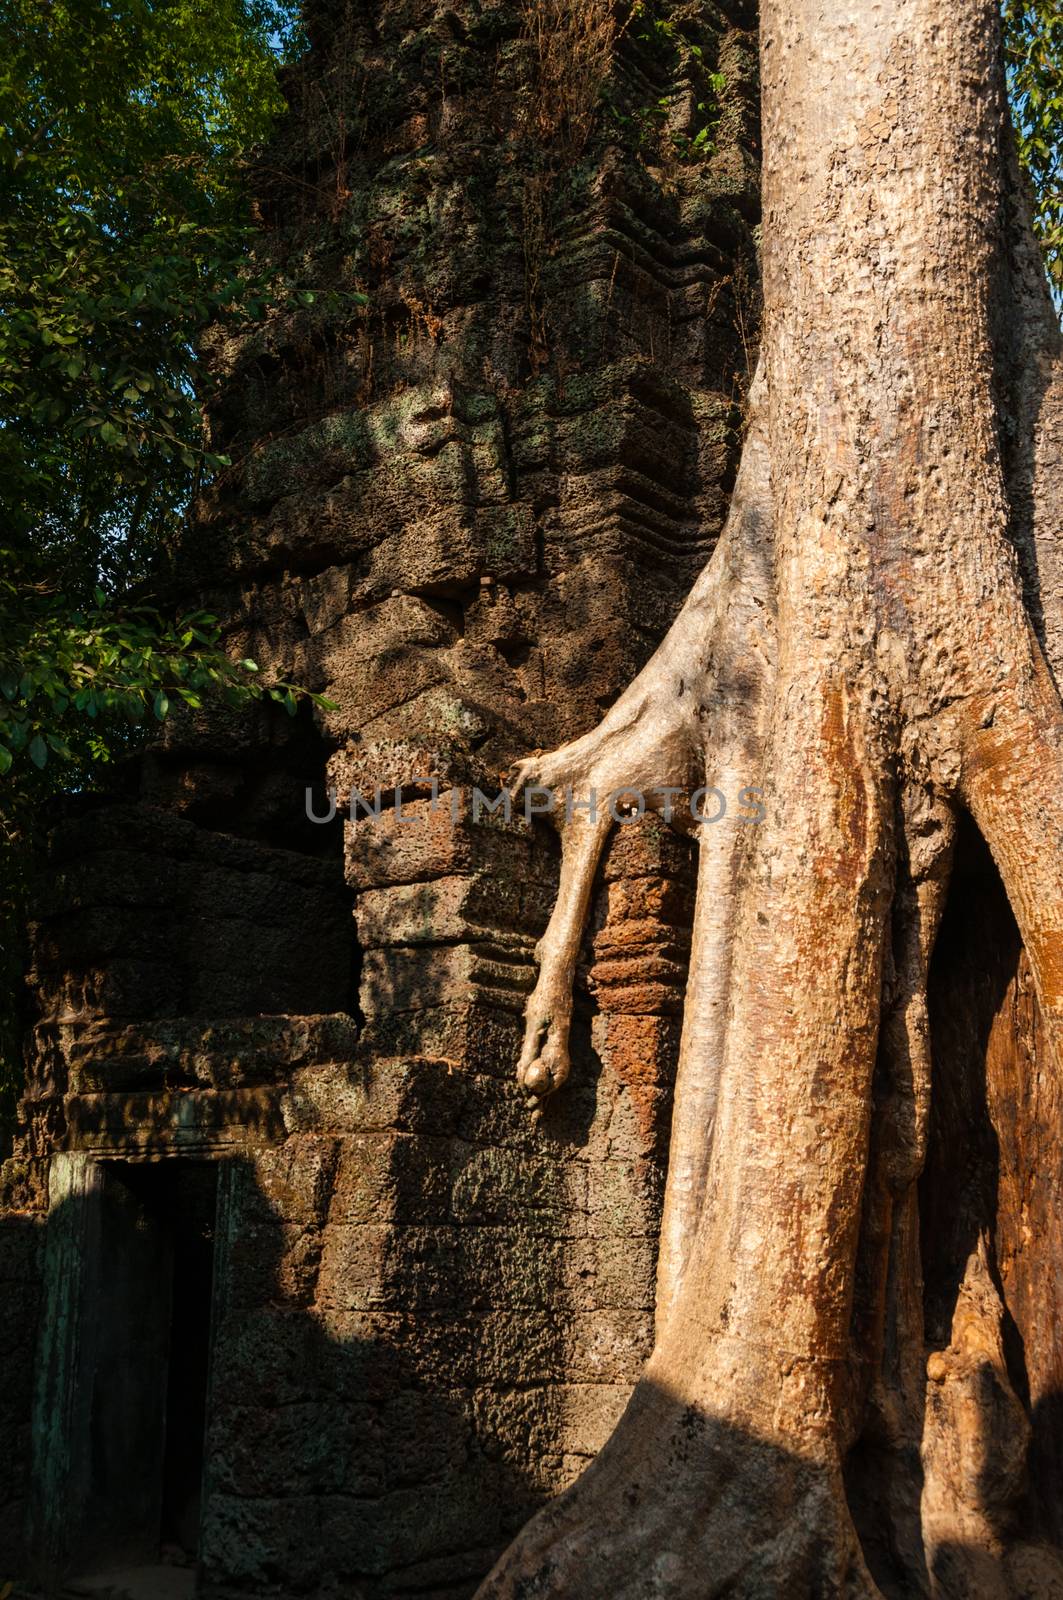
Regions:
[[201, 1164, 554, 1597], [22, 1135, 1063, 1600], [923, 815, 1063, 1555], [13, 750, 686, 1597], [19, 1005, 663, 1600], [22, 1161, 534, 1596]]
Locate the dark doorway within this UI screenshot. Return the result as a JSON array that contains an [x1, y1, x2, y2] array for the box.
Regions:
[[40, 1158, 220, 1584], [130, 1161, 218, 1564]]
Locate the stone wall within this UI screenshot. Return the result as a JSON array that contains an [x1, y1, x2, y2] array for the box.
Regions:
[[1, 0, 760, 1591], [0, 1207, 42, 1574], [190, 803, 696, 1594]]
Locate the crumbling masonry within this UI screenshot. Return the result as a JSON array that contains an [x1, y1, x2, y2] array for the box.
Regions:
[[1, 0, 763, 1590]]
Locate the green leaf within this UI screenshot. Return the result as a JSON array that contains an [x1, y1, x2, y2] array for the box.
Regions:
[[0, 0, 332, 814]]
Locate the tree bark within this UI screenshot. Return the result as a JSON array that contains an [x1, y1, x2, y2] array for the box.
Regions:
[[477, 0, 1063, 1594]]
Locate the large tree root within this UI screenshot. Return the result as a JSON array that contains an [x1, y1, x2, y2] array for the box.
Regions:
[[477, 0, 1063, 1592], [509, 426, 775, 1357], [487, 649, 898, 1595], [488, 603, 1063, 1600], [477, 1373, 879, 1600]]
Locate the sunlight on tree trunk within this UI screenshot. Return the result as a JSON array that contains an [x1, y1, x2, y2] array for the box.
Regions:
[[479, 0, 1063, 1593]]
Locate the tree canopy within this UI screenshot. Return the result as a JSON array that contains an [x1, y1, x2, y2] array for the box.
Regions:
[[1004, 0, 1063, 295], [0, 0, 307, 786], [0, 0, 307, 1143]]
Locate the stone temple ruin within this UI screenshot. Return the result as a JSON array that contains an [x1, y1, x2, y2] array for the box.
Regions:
[[0, 0, 761, 1590], [7, 4, 1063, 1594]]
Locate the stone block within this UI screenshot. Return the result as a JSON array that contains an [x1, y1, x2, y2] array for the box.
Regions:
[[317, 1473, 504, 1581], [286, 1055, 472, 1137], [355, 874, 550, 950], [328, 1132, 452, 1227], [61, 1087, 286, 1155], [448, 1145, 584, 1234], [225, 1219, 322, 1310], [345, 792, 550, 892], [207, 1400, 357, 1497], [359, 942, 535, 1022], [245, 1136, 339, 1227], [586, 1157, 664, 1239], [200, 1492, 324, 1589]]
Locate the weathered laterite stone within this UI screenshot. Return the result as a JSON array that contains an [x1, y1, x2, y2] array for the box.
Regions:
[[0, 0, 759, 1590]]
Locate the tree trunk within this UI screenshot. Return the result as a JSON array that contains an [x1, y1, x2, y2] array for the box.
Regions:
[[479, 1, 1063, 1594]]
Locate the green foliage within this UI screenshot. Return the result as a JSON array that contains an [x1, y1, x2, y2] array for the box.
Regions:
[[0, 0, 320, 785], [0, 558, 319, 779], [670, 77, 726, 163], [611, 2, 725, 163], [0, 0, 332, 774], [1004, 0, 1063, 293], [1, 0, 292, 563], [0, 0, 316, 1151]]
